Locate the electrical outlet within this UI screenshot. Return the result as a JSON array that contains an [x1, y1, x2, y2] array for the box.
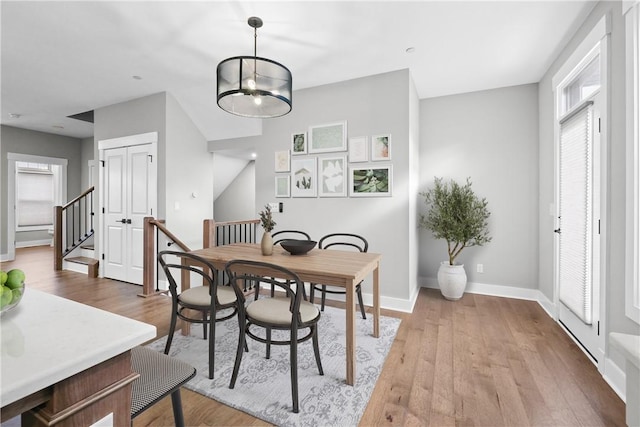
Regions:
[[268, 202, 279, 212], [477, 264, 484, 273]]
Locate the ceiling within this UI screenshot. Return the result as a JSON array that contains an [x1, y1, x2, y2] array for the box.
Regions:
[[1, 1, 596, 143]]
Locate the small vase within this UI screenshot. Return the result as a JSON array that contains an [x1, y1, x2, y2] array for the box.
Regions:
[[261, 232, 273, 256]]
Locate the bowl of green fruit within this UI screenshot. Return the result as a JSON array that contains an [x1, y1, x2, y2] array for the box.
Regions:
[[1, 269, 25, 315]]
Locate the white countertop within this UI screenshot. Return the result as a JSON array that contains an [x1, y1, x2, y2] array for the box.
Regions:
[[1, 289, 156, 407]]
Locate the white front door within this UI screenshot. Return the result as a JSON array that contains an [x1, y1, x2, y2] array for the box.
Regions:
[[556, 95, 602, 363], [102, 143, 156, 285]]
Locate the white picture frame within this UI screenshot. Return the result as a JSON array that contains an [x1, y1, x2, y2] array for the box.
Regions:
[[348, 136, 368, 162], [274, 150, 290, 172], [319, 155, 347, 197], [309, 121, 347, 154], [275, 175, 290, 198], [349, 164, 392, 197], [291, 157, 317, 197], [291, 132, 307, 155], [371, 134, 391, 161]]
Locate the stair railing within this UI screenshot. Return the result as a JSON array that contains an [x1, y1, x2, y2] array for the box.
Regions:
[[142, 217, 191, 297], [54, 186, 95, 271]]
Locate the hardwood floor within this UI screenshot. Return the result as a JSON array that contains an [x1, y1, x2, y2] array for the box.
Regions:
[[2, 246, 625, 426]]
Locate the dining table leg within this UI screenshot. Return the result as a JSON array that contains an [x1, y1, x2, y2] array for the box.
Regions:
[[346, 280, 356, 386], [373, 262, 380, 338]]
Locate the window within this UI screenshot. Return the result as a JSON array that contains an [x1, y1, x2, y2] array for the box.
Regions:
[[625, 1, 640, 323], [562, 55, 600, 113], [15, 162, 54, 230]]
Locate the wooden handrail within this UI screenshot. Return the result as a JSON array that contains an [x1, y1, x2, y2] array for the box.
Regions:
[[62, 186, 95, 210], [150, 219, 190, 252]]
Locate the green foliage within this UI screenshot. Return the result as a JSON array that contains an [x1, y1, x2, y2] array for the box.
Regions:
[[353, 168, 389, 193], [259, 204, 276, 232], [419, 177, 491, 265]]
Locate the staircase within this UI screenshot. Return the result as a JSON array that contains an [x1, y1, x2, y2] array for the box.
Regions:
[[54, 187, 99, 277]]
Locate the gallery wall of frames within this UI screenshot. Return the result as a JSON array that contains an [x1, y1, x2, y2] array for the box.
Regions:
[[273, 120, 392, 198]]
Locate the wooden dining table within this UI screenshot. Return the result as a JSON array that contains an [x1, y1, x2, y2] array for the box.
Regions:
[[182, 243, 381, 386]]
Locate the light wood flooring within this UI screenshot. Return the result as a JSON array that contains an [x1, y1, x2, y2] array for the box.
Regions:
[[1, 246, 626, 426]]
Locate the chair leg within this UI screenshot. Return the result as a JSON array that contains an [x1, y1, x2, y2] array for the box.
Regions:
[[310, 284, 316, 305], [164, 312, 177, 355], [202, 311, 208, 340], [320, 285, 327, 312], [208, 313, 216, 379], [229, 314, 246, 389], [170, 389, 185, 427], [266, 327, 272, 359], [290, 328, 299, 413], [356, 285, 367, 319], [312, 325, 324, 375]]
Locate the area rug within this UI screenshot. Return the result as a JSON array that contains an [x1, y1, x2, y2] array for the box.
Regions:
[[146, 306, 401, 426]]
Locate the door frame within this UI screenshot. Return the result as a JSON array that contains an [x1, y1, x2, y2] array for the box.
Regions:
[[98, 132, 158, 278], [551, 17, 609, 370], [4, 153, 67, 261]]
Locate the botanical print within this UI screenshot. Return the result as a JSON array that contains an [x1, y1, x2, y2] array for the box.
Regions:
[[348, 136, 368, 162], [292, 132, 307, 155], [291, 157, 317, 197], [274, 150, 290, 172], [350, 165, 392, 197], [309, 121, 347, 153], [371, 134, 391, 161], [319, 156, 346, 197]]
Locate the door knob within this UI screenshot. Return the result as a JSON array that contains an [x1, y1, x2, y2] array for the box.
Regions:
[[117, 219, 127, 223], [554, 228, 561, 234]]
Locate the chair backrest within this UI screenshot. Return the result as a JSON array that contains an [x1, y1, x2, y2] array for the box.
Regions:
[[272, 230, 311, 245], [158, 250, 220, 306], [318, 233, 368, 253], [225, 260, 306, 323]]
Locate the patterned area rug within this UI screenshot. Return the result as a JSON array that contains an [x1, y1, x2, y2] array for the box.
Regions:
[[146, 305, 401, 426]]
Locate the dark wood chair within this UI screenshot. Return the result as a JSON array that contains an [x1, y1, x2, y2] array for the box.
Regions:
[[310, 233, 368, 319], [271, 229, 312, 299], [225, 259, 324, 413], [158, 250, 242, 379]]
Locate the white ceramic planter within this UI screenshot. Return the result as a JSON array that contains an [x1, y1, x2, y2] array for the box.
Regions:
[[437, 262, 467, 301]]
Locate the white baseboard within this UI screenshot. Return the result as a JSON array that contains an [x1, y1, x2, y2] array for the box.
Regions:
[[603, 356, 626, 402], [419, 276, 556, 319], [16, 240, 51, 248], [0, 252, 12, 262]]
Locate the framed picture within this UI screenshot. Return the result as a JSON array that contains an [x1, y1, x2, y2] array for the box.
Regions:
[[349, 165, 392, 197], [291, 157, 317, 197], [275, 175, 290, 198], [371, 134, 391, 161], [274, 150, 290, 172], [291, 132, 307, 155], [309, 121, 347, 154], [348, 136, 368, 162], [319, 155, 347, 197]]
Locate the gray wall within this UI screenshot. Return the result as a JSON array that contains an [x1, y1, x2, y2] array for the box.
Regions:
[[210, 70, 417, 308], [0, 125, 83, 255], [80, 136, 94, 190], [538, 1, 639, 344], [214, 161, 255, 222], [165, 93, 213, 250], [419, 84, 540, 288]]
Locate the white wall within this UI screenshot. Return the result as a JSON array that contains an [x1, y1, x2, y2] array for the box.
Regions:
[[419, 84, 540, 288]]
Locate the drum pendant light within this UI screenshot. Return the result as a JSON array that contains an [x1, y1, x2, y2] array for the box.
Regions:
[[216, 17, 292, 118]]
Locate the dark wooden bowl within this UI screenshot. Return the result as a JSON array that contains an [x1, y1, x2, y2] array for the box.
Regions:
[[280, 239, 317, 255]]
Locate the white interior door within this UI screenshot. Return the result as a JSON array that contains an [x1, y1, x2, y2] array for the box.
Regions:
[[103, 143, 156, 285], [556, 97, 601, 362]]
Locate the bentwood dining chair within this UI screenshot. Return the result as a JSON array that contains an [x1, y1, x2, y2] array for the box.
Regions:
[[225, 260, 324, 413], [310, 233, 368, 319], [271, 230, 312, 299], [158, 250, 242, 379]]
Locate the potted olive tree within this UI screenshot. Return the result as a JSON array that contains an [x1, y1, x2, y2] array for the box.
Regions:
[[419, 177, 491, 300]]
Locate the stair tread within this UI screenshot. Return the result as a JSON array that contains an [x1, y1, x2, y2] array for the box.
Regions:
[[80, 244, 94, 250], [66, 256, 99, 266]]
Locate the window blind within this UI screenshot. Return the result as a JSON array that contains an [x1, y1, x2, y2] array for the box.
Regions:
[[16, 170, 54, 227], [559, 102, 593, 325]]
